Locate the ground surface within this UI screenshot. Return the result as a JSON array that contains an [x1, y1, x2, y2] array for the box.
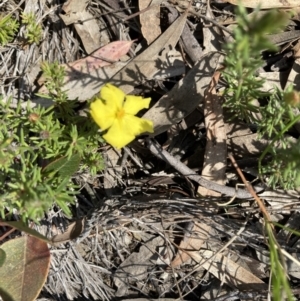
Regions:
[[1, 0, 300, 300]]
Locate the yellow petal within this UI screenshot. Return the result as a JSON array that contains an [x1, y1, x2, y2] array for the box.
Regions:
[[100, 84, 125, 111], [90, 99, 115, 130], [123, 95, 151, 115], [103, 115, 154, 148], [122, 115, 154, 136], [103, 119, 135, 149]]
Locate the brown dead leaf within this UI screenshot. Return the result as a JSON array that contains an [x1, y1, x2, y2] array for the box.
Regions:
[[202, 4, 222, 55], [37, 13, 187, 101], [143, 52, 221, 136], [38, 40, 133, 100], [191, 249, 268, 290], [224, 0, 299, 8], [103, 147, 123, 197], [111, 10, 188, 94], [167, 6, 203, 63], [61, 0, 89, 13], [198, 71, 226, 197], [60, 0, 101, 54], [139, 0, 162, 45], [225, 118, 268, 158], [171, 222, 211, 267], [259, 71, 287, 91], [63, 40, 133, 75], [114, 236, 164, 297]]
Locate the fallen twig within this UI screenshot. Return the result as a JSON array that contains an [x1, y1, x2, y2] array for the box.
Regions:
[[146, 138, 254, 199]]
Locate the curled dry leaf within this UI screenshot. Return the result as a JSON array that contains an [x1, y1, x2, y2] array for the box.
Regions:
[[191, 249, 268, 290], [51, 218, 85, 245]]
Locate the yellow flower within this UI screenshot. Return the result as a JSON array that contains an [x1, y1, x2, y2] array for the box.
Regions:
[[90, 84, 154, 148]]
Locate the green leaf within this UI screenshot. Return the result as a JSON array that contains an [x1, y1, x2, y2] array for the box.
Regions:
[[43, 153, 81, 179], [0, 249, 6, 267], [0, 236, 50, 301]]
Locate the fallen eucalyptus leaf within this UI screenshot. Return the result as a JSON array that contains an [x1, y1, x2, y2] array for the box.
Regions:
[[139, 0, 162, 45], [198, 71, 226, 197], [143, 52, 221, 136], [0, 236, 50, 301], [37, 40, 133, 101], [111, 11, 188, 94]]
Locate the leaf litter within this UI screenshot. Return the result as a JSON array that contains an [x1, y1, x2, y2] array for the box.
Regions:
[[1, 0, 300, 301]]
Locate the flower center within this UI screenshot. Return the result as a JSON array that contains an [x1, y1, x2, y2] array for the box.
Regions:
[[116, 108, 125, 120]]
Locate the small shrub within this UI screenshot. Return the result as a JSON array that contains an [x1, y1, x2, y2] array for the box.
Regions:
[[0, 62, 104, 221]]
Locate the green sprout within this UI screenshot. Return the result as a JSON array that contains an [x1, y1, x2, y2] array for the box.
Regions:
[[21, 12, 42, 44], [0, 14, 19, 46]]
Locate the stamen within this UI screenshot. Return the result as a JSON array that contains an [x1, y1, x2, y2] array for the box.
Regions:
[[116, 108, 125, 119]]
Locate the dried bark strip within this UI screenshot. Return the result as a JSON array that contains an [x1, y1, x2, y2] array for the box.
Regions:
[[198, 71, 227, 197]]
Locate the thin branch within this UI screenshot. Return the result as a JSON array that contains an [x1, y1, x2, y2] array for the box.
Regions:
[[146, 138, 255, 199], [228, 154, 272, 223]]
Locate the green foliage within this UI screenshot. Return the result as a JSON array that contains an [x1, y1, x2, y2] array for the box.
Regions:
[[0, 14, 19, 46], [222, 6, 288, 123], [258, 87, 295, 141], [266, 223, 294, 301], [222, 6, 300, 190], [21, 12, 42, 44], [38, 61, 104, 174], [256, 86, 300, 189], [0, 12, 43, 46], [0, 62, 104, 221], [222, 6, 298, 300], [258, 87, 300, 189]]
